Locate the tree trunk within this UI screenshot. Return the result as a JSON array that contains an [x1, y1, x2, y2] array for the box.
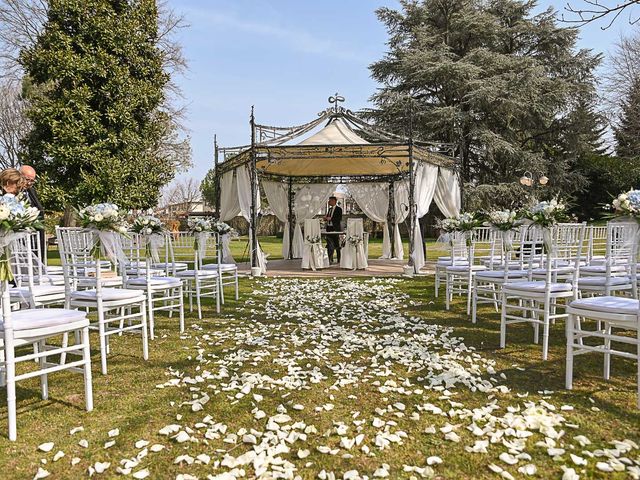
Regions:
[[62, 204, 77, 227]]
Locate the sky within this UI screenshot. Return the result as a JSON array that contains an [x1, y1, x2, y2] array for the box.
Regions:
[[169, 0, 636, 185]]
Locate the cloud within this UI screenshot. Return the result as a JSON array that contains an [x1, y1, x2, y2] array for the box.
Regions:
[[185, 8, 363, 62]]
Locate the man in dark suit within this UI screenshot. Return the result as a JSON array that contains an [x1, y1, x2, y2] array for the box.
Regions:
[[324, 196, 342, 264], [20, 165, 46, 258]]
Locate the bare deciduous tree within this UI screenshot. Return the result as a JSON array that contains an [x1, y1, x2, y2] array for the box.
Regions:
[[0, 80, 30, 168], [160, 177, 202, 215], [562, 0, 640, 30], [602, 29, 640, 122]]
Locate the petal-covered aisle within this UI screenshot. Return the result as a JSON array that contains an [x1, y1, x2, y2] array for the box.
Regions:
[[19, 278, 640, 479]]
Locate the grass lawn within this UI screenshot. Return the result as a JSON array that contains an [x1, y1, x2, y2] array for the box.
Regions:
[[1, 245, 638, 479]]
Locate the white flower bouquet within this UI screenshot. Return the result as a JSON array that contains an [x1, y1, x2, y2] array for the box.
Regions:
[[437, 217, 460, 233], [188, 218, 213, 255], [0, 194, 43, 280], [524, 198, 567, 228], [78, 203, 128, 234], [131, 215, 165, 236], [132, 215, 166, 261], [485, 210, 521, 252], [306, 235, 321, 244], [347, 235, 362, 246], [77, 203, 129, 261], [213, 220, 234, 235], [456, 212, 482, 232], [611, 190, 640, 218]]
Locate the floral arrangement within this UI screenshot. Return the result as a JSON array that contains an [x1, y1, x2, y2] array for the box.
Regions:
[[77, 202, 128, 234], [436, 217, 460, 233], [0, 194, 43, 280], [347, 235, 363, 246], [610, 190, 640, 218], [484, 210, 520, 231], [188, 218, 212, 233], [524, 198, 567, 227], [306, 235, 321, 244], [456, 212, 483, 232], [131, 215, 165, 235], [213, 220, 234, 235]]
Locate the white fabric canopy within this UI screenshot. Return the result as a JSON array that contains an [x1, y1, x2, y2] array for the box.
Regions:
[[236, 165, 267, 273], [434, 168, 461, 218], [410, 162, 439, 273], [292, 184, 335, 258], [219, 170, 240, 222], [393, 180, 409, 260], [347, 183, 391, 259], [298, 117, 369, 145], [262, 180, 291, 259]]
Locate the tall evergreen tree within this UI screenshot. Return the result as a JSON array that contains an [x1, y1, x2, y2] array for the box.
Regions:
[[19, 0, 175, 211], [614, 78, 640, 158], [368, 0, 601, 199]]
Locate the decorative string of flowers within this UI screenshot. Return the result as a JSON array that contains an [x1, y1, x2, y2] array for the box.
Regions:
[[305, 235, 321, 245]]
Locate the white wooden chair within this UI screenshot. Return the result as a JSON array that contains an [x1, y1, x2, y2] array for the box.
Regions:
[[566, 296, 640, 408], [201, 234, 239, 304], [577, 221, 637, 298], [434, 233, 467, 297], [587, 225, 608, 265], [472, 226, 531, 323], [445, 229, 488, 314], [122, 233, 185, 339], [9, 234, 66, 308], [57, 227, 149, 375], [301, 219, 329, 271], [0, 279, 93, 440], [174, 233, 220, 318], [501, 223, 586, 360], [340, 218, 368, 270]]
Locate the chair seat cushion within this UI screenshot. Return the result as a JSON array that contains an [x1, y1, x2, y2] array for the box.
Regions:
[[446, 265, 487, 272], [437, 260, 469, 267], [581, 265, 627, 274], [126, 268, 165, 276], [152, 262, 189, 271], [44, 265, 64, 274], [175, 269, 218, 278], [569, 296, 639, 316], [70, 288, 144, 302], [78, 277, 123, 287], [10, 284, 66, 298], [201, 263, 237, 272], [504, 281, 572, 293], [126, 276, 182, 288], [476, 270, 528, 279], [0, 308, 87, 332], [578, 276, 631, 287], [531, 266, 575, 275]]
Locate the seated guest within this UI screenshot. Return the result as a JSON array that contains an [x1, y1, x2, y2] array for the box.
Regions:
[[0, 168, 26, 196]]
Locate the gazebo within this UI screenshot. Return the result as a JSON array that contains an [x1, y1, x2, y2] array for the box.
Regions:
[[214, 96, 461, 274]]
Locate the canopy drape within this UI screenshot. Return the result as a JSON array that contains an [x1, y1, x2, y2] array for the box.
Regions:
[[346, 183, 391, 259], [262, 180, 290, 259], [236, 165, 267, 273], [434, 168, 461, 218], [292, 184, 335, 258], [219, 170, 240, 222], [410, 163, 439, 272], [393, 181, 409, 260]]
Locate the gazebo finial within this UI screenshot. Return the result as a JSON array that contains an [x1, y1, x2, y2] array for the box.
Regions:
[[328, 92, 345, 113]]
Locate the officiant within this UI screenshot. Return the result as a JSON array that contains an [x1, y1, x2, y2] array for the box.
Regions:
[[324, 196, 342, 264]]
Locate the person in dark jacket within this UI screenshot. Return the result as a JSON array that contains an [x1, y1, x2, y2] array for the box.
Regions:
[[324, 196, 343, 263]]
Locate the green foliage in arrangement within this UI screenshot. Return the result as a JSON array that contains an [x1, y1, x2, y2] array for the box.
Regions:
[[19, 0, 175, 211]]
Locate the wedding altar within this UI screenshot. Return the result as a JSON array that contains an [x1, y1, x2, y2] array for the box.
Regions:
[[214, 96, 462, 274]]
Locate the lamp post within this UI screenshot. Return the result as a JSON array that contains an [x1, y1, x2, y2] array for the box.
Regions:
[[519, 171, 549, 187]]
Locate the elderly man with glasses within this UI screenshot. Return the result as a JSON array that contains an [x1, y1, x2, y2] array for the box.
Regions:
[[19, 165, 46, 257]]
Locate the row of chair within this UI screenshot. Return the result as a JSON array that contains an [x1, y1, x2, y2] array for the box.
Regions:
[[436, 222, 640, 407], [1, 228, 239, 440]]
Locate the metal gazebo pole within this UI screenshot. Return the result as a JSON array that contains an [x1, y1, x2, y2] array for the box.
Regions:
[[214, 135, 221, 217], [249, 107, 258, 270], [387, 180, 395, 259], [407, 102, 417, 274], [287, 176, 294, 260]]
